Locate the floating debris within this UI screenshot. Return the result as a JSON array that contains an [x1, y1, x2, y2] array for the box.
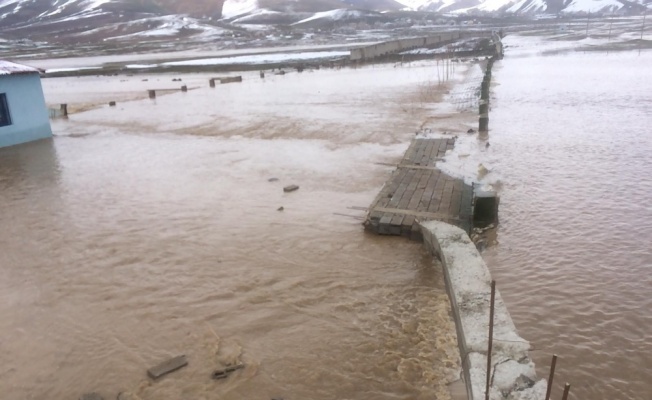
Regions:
[[268, 177, 279, 182], [117, 392, 141, 400], [79, 393, 103, 400], [147, 355, 188, 380], [283, 185, 299, 193], [277, 206, 284, 211], [211, 363, 245, 380]]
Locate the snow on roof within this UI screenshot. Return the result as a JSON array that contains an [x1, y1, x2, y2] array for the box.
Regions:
[[0, 60, 41, 76]]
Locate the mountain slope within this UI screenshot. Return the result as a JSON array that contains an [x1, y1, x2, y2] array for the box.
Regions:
[[1, 0, 650, 46], [394, 0, 649, 12]]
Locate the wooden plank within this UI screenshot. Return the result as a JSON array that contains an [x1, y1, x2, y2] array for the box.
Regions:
[[389, 168, 419, 228], [371, 207, 464, 220], [403, 140, 419, 164], [391, 170, 423, 225], [378, 168, 415, 233], [147, 355, 188, 379], [419, 170, 440, 212], [449, 189, 462, 215], [397, 164, 440, 171], [404, 168, 431, 230], [365, 136, 473, 237]]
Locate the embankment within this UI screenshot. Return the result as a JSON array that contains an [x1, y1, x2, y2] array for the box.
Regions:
[[420, 221, 546, 400]]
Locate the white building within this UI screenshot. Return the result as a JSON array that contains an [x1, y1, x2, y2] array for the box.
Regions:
[[0, 60, 52, 148]]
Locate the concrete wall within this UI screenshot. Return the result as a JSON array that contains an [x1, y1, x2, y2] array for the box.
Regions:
[[420, 221, 547, 400], [350, 31, 495, 61], [0, 73, 52, 148]]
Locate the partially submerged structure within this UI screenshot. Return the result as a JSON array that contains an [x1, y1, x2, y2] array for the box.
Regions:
[[0, 60, 52, 148]]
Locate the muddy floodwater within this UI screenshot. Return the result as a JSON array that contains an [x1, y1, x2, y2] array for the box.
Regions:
[[0, 62, 478, 399], [481, 37, 652, 400]]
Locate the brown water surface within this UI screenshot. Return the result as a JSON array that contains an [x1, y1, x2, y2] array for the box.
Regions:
[[0, 62, 477, 400], [483, 37, 652, 400]]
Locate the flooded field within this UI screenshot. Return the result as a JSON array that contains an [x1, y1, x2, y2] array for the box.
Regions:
[[0, 62, 479, 399], [481, 37, 652, 400]]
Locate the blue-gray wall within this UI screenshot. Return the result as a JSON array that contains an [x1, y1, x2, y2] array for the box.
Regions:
[[0, 73, 52, 148]]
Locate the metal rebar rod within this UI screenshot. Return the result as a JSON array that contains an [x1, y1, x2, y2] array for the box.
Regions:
[[485, 280, 496, 400], [545, 354, 558, 400], [561, 383, 571, 400]]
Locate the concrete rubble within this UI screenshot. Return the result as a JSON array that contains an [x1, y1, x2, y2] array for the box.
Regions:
[[419, 220, 546, 400]]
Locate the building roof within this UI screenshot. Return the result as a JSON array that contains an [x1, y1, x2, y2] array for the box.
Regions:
[[0, 60, 41, 76]]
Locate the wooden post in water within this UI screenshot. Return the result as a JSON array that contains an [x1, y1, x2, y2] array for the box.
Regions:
[[479, 100, 489, 119], [209, 78, 215, 88], [60, 104, 68, 117], [481, 79, 490, 100], [561, 383, 571, 400], [181, 85, 187, 92], [148, 90, 156, 99], [479, 59, 492, 134], [545, 355, 558, 400], [485, 280, 496, 400]]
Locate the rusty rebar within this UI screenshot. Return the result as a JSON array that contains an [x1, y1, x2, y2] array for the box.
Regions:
[[545, 354, 558, 400], [485, 280, 496, 400], [561, 383, 571, 400]]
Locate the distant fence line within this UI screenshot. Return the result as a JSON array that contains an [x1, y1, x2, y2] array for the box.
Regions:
[[349, 31, 495, 62]]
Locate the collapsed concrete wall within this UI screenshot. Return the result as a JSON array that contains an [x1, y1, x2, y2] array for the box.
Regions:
[[419, 221, 547, 400]]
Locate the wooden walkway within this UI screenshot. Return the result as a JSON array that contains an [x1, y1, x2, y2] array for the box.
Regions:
[[364, 138, 474, 240]]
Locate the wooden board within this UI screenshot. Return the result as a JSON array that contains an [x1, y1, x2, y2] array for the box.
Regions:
[[147, 355, 188, 379], [365, 138, 473, 240]]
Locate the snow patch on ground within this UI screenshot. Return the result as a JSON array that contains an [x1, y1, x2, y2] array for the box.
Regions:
[[125, 64, 158, 69], [433, 64, 502, 191], [82, 0, 112, 11], [230, 8, 280, 24], [476, 0, 518, 12], [562, 0, 622, 13], [293, 9, 367, 25], [222, 0, 259, 19], [46, 66, 102, 73], [161, 51, 349, 66], [508, 0, 548, 13], [103, 16, 226, 40], [393, 0, 439, 10]]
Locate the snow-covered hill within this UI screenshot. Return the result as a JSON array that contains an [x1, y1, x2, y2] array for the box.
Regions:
[[394, 0, 649, 13], [0, 0, 649, 46]]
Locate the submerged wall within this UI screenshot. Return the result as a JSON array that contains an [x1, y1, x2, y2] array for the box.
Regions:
[[420, 221, 546, 400], [0, 73, 52, 148]]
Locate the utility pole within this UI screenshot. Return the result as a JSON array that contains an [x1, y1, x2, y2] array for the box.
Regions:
[[641, 9, 647, 55], [585, 12, 590, 37]]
